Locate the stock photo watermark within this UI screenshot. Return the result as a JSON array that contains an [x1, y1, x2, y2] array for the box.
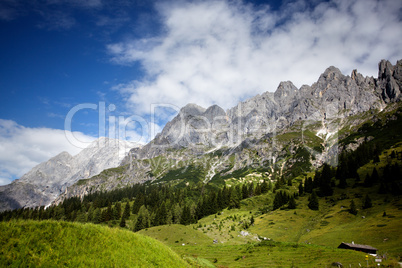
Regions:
[[63, 101, 340, 170]]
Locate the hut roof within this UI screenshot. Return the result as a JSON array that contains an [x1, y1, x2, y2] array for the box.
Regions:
[[338, 242, 377, 251]]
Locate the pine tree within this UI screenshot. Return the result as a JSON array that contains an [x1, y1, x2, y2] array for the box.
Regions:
[[338, 174, 347, 189], [273, 192, 282, 210], [248, 183, 254, 198], [75, 210, 86, 223], [347, 157, 359, 179], [288, 196, 296, 209], [222, 186, 230, 208], [349, 200, 357, 215], [217, 189, 224, 210], [298, 181, 304, 196], [274, 176, 285, 191], [195, 198, 205, 220], [304, 177, 313, 193], [228, 187, 240, 209], [354, 173, 360, 183], [364, 173, 373, 187], [273, 191, 289, 210], [308, 191, 319, 210], [254, 183, 262, 196], [132, 194, 144, 215], [112, 207, 120, 221], [172, 204, 182, 224], [261, 180, 269, 194], [318, 163, 333, 196], [268, 180, 273, 192], [159, 201, 168, 225], [134, 205, 150, 232], [115, 202, 122, 219], [166, 209, 173, 225], [336, 154, 348, 182], [100, 209, 107, 223], [312, 170, 320, 189], [383, 164, 391, 182], [87, 205, 94, 223], [119, 216, 126, 228], [123, 201, 131, 219], [152, 209, 160, 226], [371, 168, 380, 183], [242, 184, 248, 199], [105, 202, 112, 222], [390, 163, 401, 182], [362, 194, 372, 209], [92, 208, 101, 224], [180, 205, 192, 225]]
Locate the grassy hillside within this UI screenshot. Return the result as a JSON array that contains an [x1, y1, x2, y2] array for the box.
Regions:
[[173, 242, 372, 268], [138, 224, 212, 246], [139, 145, 402, 267], [141, 224, 386, 267], [140, 192, 401, 267], [250, 186, 402, 255], [0, 220, 189, 267]]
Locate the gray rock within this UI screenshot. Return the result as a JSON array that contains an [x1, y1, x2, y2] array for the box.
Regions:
[[38, 59, 402, 204], [378, 59, 402, 102], [0, 137, 139, 211]]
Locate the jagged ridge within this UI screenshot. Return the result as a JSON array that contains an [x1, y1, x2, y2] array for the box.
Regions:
[[0, 137, 140, 211], [11, 59, 402, 206]]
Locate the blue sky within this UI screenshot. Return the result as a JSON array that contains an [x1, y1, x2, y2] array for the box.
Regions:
[[0, 0, 401, 185]]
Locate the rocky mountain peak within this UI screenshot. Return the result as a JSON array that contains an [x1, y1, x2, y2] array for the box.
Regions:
[[179, 103, 206, 117], [52, 151, 73, 161], [274, 81, 298, 100], [378, 59, 402, 103], [0, 137, 138, 211], [204, 104, 226, 121], [379, 59, 394, 79], [86, 136, 112, 148], [318, 66, 343, 83]]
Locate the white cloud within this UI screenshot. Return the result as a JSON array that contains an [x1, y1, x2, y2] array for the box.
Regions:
[[108, 0, 402, 114], [0, 176, 12, 186], [0, 119, 95, 185]]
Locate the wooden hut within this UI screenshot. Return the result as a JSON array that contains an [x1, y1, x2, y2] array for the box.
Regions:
[[338, 242, 377, 254]]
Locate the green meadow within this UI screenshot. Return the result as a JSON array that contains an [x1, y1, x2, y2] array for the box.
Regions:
[[0, 220, 188, 267]]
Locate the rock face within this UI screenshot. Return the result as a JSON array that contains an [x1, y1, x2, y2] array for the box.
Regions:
[[128, 59, 397, 161], [0, 137, 139, 211], [378, 59, 402, 102]]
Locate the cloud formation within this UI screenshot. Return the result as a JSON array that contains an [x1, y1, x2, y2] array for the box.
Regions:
[[108, 0, 402, 114], [0, 119, 95, 185]]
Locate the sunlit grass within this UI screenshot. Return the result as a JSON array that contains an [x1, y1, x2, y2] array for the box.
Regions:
[[0, 220, 189, 267]]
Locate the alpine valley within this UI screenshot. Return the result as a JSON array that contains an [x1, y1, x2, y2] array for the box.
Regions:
[[1, 59, 402, 267]]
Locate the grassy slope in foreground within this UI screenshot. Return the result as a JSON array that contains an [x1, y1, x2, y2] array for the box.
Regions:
[[0, 220, 188, 267]]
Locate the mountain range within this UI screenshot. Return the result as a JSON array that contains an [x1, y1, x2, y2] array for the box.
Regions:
[[0, 59, 401, 211], [0, 138, 139, 211]]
